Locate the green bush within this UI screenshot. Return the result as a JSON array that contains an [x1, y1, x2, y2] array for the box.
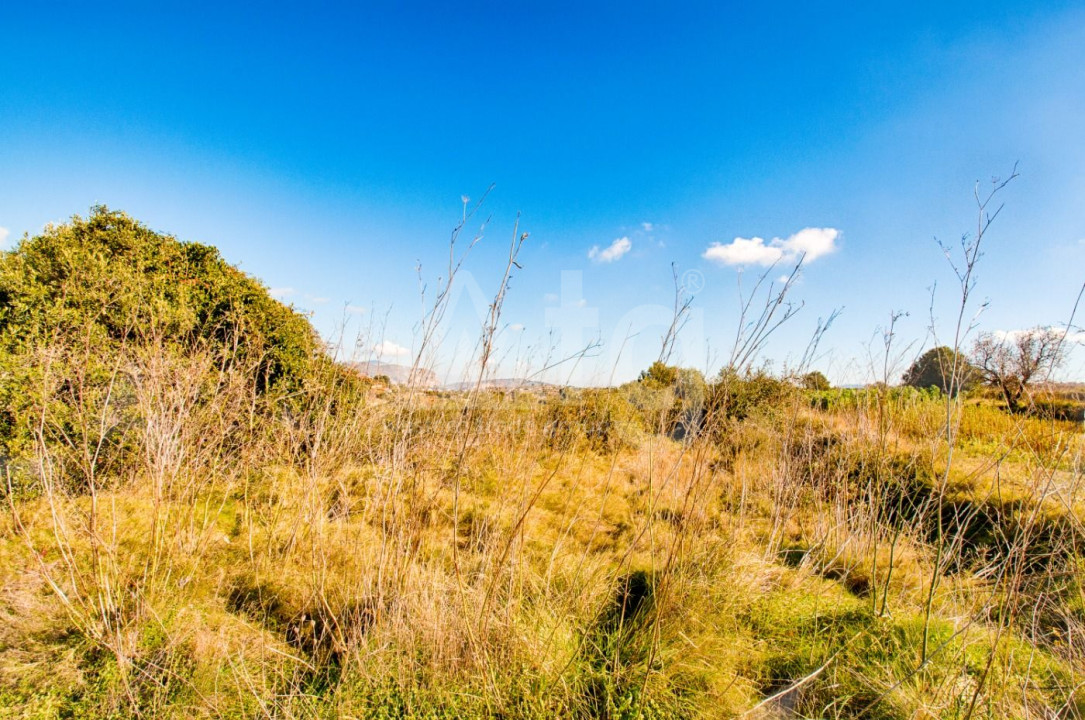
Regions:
[[546, 389, 642, 454], [902, 346, 979, 395], [708, 367, 794, 423], [624, 363, 707, 439], [0, 207, 316, 390], [801, 370, 831, 391], [0, 207, 320, 479]]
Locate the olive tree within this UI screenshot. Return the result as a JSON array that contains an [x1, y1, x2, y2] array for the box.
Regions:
[[971, 327, 1065, 412]]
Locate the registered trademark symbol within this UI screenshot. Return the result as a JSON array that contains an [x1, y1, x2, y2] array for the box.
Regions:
[[680, 269, 705, 295]]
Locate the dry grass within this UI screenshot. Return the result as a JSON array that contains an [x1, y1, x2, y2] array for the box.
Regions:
[[1, 356, 1083, 719], [5, 199, 1081, 718]]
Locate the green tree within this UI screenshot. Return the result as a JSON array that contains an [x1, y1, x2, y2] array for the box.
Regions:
[[901, 346, 977, 395], [801, 370, 831, 391], [638, 361, 678, 388]]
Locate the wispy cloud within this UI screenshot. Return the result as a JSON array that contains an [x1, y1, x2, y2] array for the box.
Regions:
[[372, 340, 410, 357], [994, 327, 1085, 344], [345, 304, 367, 316], [509, 323, 525, 332], [641, 222, 653, 232], [589, 236, 632, 263], [0, 227, 9, 247], [703, 227, 840, 267], [269, 287, 296, 299]]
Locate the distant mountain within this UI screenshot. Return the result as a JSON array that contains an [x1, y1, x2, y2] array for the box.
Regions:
[[443, 378, 557, 392], [348, 361, 438, 387]]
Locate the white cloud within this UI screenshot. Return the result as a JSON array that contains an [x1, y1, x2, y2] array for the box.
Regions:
[[641, 222, 654, 232], [543, 292, 559, 303], [703, 227, 840, 267], [783, 227, 839, 261], [345, 304, 367, 316], [372, 340, 410, 357], [269, 287, 296, 299], [588, 236, 632, 263], [509, 323, 525, 332], [704, 237, 783, 266], [995, 327, 1085, 344], [0, 227, 9, 247], [306, 295, 330, 305]]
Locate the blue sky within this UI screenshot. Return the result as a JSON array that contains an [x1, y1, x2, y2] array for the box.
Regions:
[[2, 1, 1084, 384]]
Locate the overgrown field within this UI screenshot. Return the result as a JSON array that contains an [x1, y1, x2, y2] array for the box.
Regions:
[[1, 210, 1083, 718]]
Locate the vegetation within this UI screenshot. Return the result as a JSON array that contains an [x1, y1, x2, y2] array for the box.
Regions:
[[972, 327, 1067, 413], [902, 346, 978, 395], [0, 210, 1082, 719], [0, 207, 317, 387], [0, 208, 323, 467], [800, 370, 831, 391]]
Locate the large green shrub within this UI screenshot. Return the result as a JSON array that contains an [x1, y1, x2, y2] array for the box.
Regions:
[[0, 206, 316, 389], [901, 346, 978, 395], [708, 367, 794, 423], [0, 207, 319, 470]]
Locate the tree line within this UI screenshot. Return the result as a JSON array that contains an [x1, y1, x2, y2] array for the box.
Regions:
[[902, 328, 1068, 412]]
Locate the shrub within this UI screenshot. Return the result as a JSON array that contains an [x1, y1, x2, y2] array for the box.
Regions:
[[546, 389, 642, 454], [902, 346, 978, 395], [801, 370, 831, 391], [0, 207, 316, 390], [637, 360, 678, 389], [0, 207, 320, 480], [708, 367, 794, 423]]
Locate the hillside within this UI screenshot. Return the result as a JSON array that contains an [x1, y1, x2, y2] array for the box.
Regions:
[[350, 361, 440, 388]]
